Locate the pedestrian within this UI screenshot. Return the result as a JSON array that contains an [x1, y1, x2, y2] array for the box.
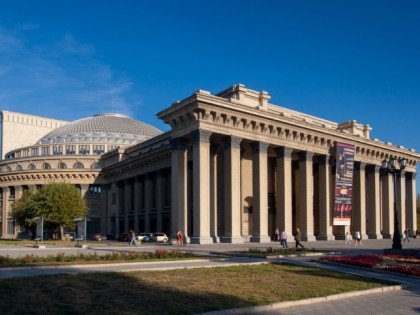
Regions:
[[128, 228, 137, 246], [295, 228, 304, 249], [177, 229, 184, 246], [274, 227, 279, 242], [354, 230, 362, 245], [345, 232, 352, 245], [280, 230, 288, 248], [403, 228, 410, 242]]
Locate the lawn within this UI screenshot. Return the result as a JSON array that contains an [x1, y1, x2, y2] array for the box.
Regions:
[[0, 263, 389, 315]]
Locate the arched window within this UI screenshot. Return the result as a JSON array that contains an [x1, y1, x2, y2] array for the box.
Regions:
[[6, 166, 12, 172], [28, 164, 36, 170], [43, 163, 51, 170], [91, 162, 102, 169], [73, 162, 84, 169], [16, 165, 23, 171], [57, 162, 67, 169]]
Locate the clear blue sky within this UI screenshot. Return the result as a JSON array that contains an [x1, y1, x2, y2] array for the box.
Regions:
[[1, 1, 419, 183]]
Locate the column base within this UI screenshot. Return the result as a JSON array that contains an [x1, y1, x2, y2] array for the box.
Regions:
[[250, 235, 271, 243], [211, 236, 220, 243], [190, 236, 214, 244], [316, 234, 336, 241], [367, 233, 383, 239], [382, 233, 392, 239], [302, 235, 317, 242], [220, 236, 244, 244]]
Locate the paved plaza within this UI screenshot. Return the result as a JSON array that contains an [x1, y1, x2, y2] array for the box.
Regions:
[[0, 238, 419, 314]]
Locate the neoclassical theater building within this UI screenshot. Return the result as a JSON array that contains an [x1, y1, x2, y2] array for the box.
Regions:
[[1, 84, 419, 243]]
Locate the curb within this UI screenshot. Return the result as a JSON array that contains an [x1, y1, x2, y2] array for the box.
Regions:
[[197, 285, 404, 315]]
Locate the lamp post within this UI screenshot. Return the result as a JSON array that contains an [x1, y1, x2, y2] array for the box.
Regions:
[[381, 157, 407, 250]]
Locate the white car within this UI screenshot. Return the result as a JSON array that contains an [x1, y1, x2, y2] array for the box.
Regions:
[[137, 233, 153, 242], [152, 233, 169, 243]]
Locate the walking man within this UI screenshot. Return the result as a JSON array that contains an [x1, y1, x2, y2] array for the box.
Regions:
[[295, 228, 304, 249]]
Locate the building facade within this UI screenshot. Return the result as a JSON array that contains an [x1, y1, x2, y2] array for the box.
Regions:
[[1, 84, 419, 243]]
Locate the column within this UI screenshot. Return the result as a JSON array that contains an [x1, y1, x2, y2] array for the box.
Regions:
[[144, 174, 152, 232], [1, 187, 10, 238], [353, 162, 367, 239], [250, 141, 271, 242], [318, 154, 334, 240], [366, 165, 382, 239], [222, 135, 243, 243], [210, 145, 219, 242], [191, 129, 213, 244], [298, 151, 316, 241], [396, 171, 406, 233], [381, 171, 393, 239], [156, 170, 163, 232], [405, 172, 417, 235], [170, 138, 188, 239], [275, 146, 293, 241], [124, 179, 131, 229], [133, 176, 141, 232]]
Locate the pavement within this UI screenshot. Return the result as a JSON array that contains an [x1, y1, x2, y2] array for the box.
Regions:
[[0, 238, 419, 314]]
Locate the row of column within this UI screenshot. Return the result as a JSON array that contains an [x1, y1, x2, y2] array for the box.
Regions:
[[106, 171, 170, 236], [170, 129, 417, 244]]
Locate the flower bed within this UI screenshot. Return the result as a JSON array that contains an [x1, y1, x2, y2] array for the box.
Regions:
[[0, 250, 196, 266], [320, 254, 420, 277]]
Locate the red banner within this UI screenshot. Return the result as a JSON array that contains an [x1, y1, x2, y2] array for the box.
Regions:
[[333, 143, 355, 226]]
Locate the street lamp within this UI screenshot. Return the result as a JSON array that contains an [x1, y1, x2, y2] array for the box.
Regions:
[[381, 157, 407, 250]]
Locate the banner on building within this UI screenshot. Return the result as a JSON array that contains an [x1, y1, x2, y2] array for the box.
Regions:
[[333, 143, 355, 226]]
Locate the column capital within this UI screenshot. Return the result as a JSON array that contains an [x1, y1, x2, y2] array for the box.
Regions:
[[406, 172, 417, 180], [297, 151, 314, 162], [191, 129, 212, 144], [366, 164, 381, 174], [170, 137, 188, 150], [223, 135, 242, 150], [276, 146, 293, 159], [251, 141, 269, 154], [354, 161, 366, 171], [318, 154, 330, 166]]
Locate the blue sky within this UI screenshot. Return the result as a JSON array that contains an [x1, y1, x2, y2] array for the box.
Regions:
[[0, 2, 419, 165]]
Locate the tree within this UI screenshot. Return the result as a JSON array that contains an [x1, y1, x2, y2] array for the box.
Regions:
[[11, 183, 89, 240], [11, 188, 39, 239]]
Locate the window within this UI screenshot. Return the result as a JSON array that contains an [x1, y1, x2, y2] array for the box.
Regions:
[[41, 146, 50, 155], [73, 162, 84, 169], [16, 165, 23, 171], [6, 166, 12, 172], [57, 162, 67, 169], [43, 163, 51, 169], [89, 185, 102, 194], [93, 145, 105, 155], [79, 145, 90, 155], [28, 164, 36, 170], [66, 145, 76, 155], [108, 145, 119, 151], [91, 162, 102, 169], [53, 145, 63, 155], [31, 148, 39, 156]]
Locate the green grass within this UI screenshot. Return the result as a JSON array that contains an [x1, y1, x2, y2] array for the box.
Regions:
[[0, 263, 389, 315]]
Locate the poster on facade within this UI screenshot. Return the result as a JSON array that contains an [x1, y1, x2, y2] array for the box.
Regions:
[[333, 143, 355, 226]]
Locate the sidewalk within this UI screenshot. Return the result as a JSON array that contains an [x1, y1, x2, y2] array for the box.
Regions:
[[0, 239, 419, 314]]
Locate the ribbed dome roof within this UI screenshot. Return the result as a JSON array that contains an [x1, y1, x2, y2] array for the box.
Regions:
[[37, 113, 162, 145]]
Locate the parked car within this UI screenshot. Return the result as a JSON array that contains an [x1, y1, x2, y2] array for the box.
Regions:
[[117, 233, 130, 242], [137, 232, 153, 242], [105, 234, 115, 240], [152, 232, 169, 243], [94, 233, 107, 241]]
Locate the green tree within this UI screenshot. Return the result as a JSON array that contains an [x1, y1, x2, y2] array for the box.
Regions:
[[36, 183, 89, 240], [11, 188, 40, 239], [11, 183, 89, 240]]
